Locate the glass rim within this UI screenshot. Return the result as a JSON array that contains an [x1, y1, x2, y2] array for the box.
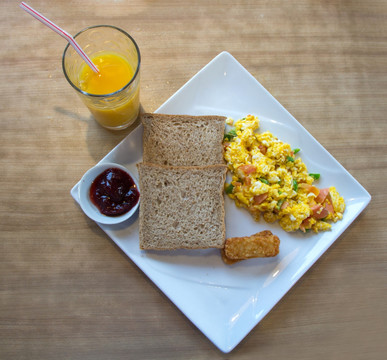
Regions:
[[62, 25, 141, 98]]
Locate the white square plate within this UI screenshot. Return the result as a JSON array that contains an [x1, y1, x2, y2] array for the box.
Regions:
[[71, 51, 371, 353]]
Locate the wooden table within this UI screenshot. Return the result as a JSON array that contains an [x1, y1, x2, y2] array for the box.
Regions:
[[1, 1, 386, 359]]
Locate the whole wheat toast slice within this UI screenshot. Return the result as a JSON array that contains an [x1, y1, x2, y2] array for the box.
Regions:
[[137, 162, 227, 250], [141, 113, 226, 166]]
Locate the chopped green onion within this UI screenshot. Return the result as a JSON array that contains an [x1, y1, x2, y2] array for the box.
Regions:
[[309, 173, 320, 180], [287, 156, 294, 162], [293, 148, 300, 154], [293, 179, 298, 191], [259, 178, 269, 185], [225, 184, 234, 194], [223, 129, 237, 141], [277, 198, 285, 210]]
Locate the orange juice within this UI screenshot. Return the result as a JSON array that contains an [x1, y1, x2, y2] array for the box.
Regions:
[[80, 53, 133, 94], [78, 52, 140, 129]]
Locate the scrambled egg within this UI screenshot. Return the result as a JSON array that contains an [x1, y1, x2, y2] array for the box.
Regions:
[[223, 115, 345, 233]]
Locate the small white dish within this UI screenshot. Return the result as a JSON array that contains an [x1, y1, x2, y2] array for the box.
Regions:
[[78, 162, 140, 225]]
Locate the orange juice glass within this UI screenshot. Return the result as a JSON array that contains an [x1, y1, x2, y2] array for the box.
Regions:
[[62, 25, 140, 130]]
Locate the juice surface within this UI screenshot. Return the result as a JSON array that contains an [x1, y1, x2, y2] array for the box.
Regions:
[[77, 52, 140, 130], [79, 52, 134, 95]]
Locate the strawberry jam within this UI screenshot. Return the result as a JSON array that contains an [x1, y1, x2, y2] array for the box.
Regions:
[[89, 167, 139, 217]]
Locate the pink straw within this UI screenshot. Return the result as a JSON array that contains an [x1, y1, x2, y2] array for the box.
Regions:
[[20, 2, 99, 74]]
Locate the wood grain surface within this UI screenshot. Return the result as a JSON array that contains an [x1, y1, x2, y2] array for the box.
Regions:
[[1, 0, 386, 359]]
